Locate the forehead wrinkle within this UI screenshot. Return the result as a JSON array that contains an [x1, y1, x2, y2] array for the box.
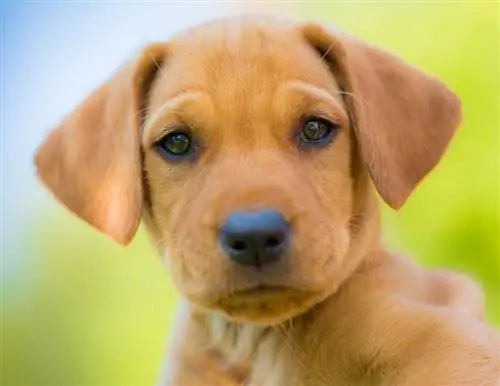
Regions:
[[145, 91, 208, 132], [281, 80, 343, 108], [277, 80, 349, 122]]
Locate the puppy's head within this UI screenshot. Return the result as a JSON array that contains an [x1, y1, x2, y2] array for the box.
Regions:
[[35, 16, 461, 324]]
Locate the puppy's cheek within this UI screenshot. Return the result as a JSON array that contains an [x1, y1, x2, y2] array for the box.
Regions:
[[161, 232, 198, 288], [289, 239, 348, 306], [146, 213, 200, 292], [162, 245, 203, 300], [320, 225, 351, 278], [291, 211, 350, 281], [309, 228, 353, 303], [164, 225, 232, 303]]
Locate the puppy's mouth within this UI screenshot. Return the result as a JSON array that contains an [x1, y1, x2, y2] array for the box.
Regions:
[[212, 285, 318, 325]]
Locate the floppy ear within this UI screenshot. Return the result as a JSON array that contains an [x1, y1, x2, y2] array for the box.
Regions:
[[301, 23, 462, 209], [35, 43, 167, 245]]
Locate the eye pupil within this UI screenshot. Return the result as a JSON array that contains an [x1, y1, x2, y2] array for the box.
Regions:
[[159, 131, 192, 156], [302, 119, 332, 142]]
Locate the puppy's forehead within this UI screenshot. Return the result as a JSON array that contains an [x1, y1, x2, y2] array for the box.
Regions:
[[154, 18, 339, 102]]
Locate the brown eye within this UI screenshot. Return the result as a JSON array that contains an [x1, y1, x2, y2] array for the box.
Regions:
[[156, 131, 192, 157], [301, 118, 336, 142]]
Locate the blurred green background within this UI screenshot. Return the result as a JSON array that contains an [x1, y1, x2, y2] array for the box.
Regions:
[[2, 2, 498, 385]]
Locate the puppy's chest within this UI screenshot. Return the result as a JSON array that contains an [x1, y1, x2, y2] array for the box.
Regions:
[[209, 317, 289, 385], [208, 317, 364, 386]]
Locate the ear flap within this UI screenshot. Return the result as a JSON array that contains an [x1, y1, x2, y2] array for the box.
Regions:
[[35, 43, 167, 245], [301, 23, 462, 209]]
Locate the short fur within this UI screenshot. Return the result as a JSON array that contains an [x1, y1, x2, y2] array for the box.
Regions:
[[35, 15, 499, 386]]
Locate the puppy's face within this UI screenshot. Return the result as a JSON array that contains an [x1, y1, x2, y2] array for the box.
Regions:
[[35, 16, 461, 325], [142, 22, 353, 323]]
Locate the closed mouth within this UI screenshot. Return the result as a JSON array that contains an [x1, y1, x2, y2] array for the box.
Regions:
[[235, 285, 289, 296], [211, 285, 317, 324]]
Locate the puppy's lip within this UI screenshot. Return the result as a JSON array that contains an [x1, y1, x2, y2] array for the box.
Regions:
[[232, 285, 291, 296], [216, 285, 314, 306], [210, 285, 319, 324]]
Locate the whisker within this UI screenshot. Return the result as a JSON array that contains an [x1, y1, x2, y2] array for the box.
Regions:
[[137, 106, 153, 117], [337, 90, 353, 97], [319, 43, 335, 62], [150, 52, 164, 75]]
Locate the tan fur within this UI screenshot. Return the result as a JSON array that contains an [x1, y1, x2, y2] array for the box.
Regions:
[[35, 15, 500, 386]]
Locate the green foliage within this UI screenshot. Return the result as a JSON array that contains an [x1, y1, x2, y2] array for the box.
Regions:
[[3, 3, 498, 386], [3, 209, 179, 386]]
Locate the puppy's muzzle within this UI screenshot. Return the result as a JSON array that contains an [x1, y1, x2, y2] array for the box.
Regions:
[[219, 210, 290, 268]]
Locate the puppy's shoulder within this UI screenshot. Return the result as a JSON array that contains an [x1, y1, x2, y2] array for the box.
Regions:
[[308, 252, 498, 373], [426, 267, 486, 320], [345, 251, 486, 320]]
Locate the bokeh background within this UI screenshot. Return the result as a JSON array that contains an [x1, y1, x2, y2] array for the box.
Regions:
[[1, 1, 498, 385]]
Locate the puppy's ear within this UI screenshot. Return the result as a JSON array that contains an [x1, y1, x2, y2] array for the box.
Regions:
[[301, 23, 462, 208], [35, 43, 167, 245]]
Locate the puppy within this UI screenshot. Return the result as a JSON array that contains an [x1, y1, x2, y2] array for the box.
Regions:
[[35, 15, 499, 386]]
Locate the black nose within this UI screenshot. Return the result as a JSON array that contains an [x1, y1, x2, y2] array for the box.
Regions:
[[219, 210, 290, 267]]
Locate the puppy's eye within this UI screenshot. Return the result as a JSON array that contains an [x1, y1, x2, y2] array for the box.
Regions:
[[301, 118, 337, 142], [156, 131, 192, 157]]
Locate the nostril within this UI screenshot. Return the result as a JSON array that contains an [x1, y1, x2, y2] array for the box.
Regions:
[[265, 235, 284, 248], [230, 239, 247, 251]]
